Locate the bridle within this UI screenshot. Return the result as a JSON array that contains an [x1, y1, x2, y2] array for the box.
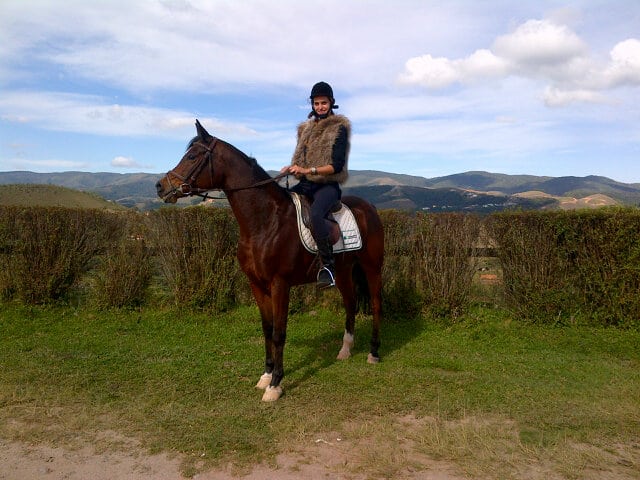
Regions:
[[163, 137, 218, 199], [162, 136, 289, 201]]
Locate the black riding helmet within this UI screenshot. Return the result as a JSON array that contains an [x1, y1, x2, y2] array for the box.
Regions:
[[308, 81, 339, 118]]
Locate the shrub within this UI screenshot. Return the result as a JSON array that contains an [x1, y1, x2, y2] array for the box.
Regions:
[[487, 211, 578, 322], [92, 212, 152, 308], [379, 210, 423, 318], [2, 203, 637, 328], [0, 212, 16, 300], [562, 208, 640, 326], [147, 207, 242, 311], [0, 206, 120, 304], [488, 209, 640, 325], [415, 213, 481, 318]]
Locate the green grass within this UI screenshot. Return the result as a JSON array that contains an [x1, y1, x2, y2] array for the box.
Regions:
[[1, 304, 638, 478]]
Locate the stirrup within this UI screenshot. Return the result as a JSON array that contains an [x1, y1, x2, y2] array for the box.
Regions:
[[317, 266, 335, 290]]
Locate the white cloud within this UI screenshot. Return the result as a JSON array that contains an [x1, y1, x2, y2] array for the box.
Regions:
[[111, 156, 140, 168], [0, 0, 489, 95], [398, 17, 640, 108], [3, 158, 88, 171], [0, 90, 256, 138], [0, 1, 317, 91], [398, 49, 509, 89], [2, 1, 638, 106], [542, 87, 607, 107], [1, 1, 639, 182], [602, 39, 640, 88], [398, 55, 460, 89], [461, 49, 511, 79], [492, 19, 586, 67]]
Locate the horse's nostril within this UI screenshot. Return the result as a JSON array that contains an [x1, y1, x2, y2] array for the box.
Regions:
[[155, 181, 162, 191]]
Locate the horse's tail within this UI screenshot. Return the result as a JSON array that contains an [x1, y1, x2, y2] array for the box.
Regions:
[[352, 261, 371, 315]]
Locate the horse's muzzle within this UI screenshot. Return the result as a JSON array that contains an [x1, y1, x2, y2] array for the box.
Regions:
[[156, 179, 179, 204]]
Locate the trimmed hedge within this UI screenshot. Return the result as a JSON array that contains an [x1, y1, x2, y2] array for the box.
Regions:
[[415, 212, 481, 318], [0, 206, 120, 304], [1, 205, 638, 326], [146, 207, 248, 310], [91, 211, 152, 308], [487, 208, 640, 326]]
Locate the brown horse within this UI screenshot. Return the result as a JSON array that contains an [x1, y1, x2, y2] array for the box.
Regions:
[[156, 120, 383, 401]]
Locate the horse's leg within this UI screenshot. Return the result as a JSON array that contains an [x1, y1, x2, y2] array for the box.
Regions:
[[335, 268, 356, 360], [262, 278, 290, 402], [251, 284, 274, 390], [365, 265, 382, 364]]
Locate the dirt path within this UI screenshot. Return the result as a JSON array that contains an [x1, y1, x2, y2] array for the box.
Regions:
[[3, 432, 638, 479], [0, 436, 466, 480]]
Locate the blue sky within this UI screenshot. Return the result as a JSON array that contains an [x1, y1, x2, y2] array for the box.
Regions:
[[1, 0, 639, 183]]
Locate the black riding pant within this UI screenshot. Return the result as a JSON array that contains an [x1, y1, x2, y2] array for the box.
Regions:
[[291, 180, 341, 241]]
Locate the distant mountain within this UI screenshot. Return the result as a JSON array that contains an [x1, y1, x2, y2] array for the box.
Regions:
[[343, 170, 432, 188], [344, 170, 640, 209], [1, 170, 639, 211], [420, 171, 640, 204], [342, 184, 557, 212]]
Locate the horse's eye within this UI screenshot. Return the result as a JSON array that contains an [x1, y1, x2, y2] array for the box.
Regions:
[[188, 154, 196, 161]]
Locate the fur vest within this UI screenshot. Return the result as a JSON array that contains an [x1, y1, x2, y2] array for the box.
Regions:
[[291, 114, 350, 184]]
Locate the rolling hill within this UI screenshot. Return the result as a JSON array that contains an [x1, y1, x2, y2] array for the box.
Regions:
[[420, 171, 640, 204], [1, 170, 639, 211], [0, 171, 159, 210], [0, 184, 127, 210]]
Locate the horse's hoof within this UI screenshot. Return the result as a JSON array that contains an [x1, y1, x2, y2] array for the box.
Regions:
[[261, 385, 283, 402], [337, 332, 354, 360], [336, 348, 351, 360], [255, 373, 272, 390], [367, 353, 380, 364]]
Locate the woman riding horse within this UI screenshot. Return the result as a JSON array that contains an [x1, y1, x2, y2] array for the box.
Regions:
[[281, 81, 350, 290], [156, 117, 383, 402]]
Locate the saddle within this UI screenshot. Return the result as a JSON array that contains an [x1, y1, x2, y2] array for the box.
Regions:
[[290, 192, 362, 254]]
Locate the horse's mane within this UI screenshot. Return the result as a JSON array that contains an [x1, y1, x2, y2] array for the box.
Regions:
[[185, 136, 199, 151], [187, 135, 272, 182]]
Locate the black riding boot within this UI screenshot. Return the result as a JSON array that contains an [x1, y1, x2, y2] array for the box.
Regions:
[[316, 237, 336, 290]]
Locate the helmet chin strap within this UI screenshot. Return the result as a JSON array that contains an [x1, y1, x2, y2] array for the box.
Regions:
[[310, 110, 331, 119], [308, 104, 339, 119]]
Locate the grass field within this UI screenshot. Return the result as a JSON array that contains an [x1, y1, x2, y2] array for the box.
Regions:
[[1, 304, 638, 479]]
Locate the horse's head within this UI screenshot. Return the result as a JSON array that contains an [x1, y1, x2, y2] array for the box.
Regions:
[[156, 120, 220, 203]]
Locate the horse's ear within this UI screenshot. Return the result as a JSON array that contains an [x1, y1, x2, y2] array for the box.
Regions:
[[195, 119, 213, 142]]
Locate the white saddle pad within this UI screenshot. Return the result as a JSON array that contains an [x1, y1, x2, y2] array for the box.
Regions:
[[291, 192, 363, 254]]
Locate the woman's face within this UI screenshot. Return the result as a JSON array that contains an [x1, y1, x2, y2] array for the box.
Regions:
[[312, 96, 331, 116]]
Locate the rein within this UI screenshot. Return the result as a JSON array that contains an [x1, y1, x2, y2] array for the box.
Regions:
[[163, 136, 289, 200], [225, 171, 290, 193]]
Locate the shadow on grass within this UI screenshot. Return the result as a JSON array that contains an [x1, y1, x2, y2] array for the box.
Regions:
[[282, 311, 427, 395]]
